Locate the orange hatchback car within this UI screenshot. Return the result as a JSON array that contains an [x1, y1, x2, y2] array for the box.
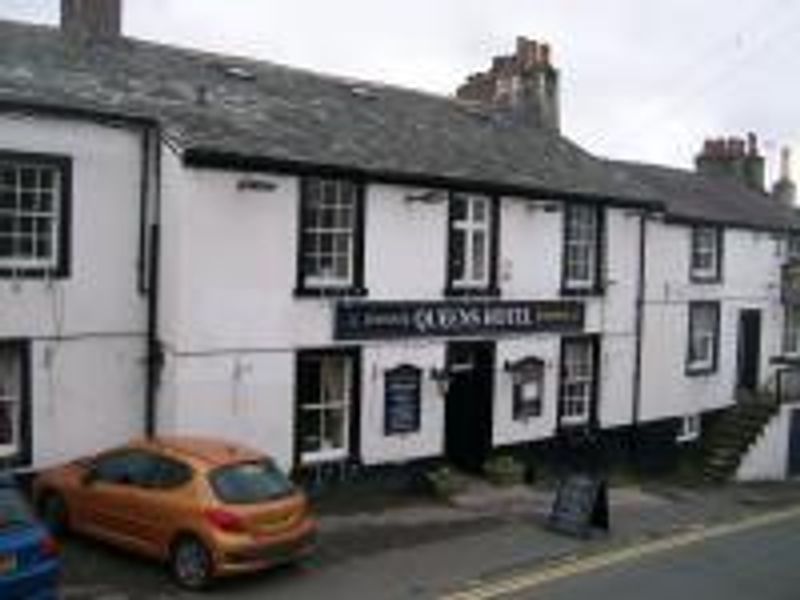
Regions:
[[32, 437, 316, 589]]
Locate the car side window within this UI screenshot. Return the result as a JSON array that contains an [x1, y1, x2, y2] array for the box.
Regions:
[[92, 451, 154, 486], [148, 456, 193, 490]]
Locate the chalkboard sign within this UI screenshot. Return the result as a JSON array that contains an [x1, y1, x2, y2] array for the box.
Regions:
[[384, 365, 422, 436], [548, 474, 609, 538]]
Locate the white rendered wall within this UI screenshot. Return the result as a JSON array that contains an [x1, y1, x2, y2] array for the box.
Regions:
[[640, 222, 783, 423], [737, 405, 795, 481], [157, 163, 648, 467], [0, 113, 147, 468]]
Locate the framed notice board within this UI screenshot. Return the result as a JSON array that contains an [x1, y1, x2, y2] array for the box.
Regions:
[[384, 364, 422, 436]]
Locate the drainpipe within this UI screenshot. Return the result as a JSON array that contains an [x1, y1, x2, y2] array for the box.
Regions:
[[144, 127, 163, 438], [630, 212, 647, 464]]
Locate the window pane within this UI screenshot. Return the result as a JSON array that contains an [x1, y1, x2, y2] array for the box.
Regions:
[[451, 195, 468, 221], [450, 229, 465, 281], [300, 408, 322, 453], [472, 230, 486, 281], [472, 198, 487, 222], [210, 461, 294, 504], [322, 408, 345, 450]]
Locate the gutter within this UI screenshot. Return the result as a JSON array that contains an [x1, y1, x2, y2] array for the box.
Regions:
[[182, 148, 665, 212], [631, 212, 647, 459], [143, 126, 163, 438]]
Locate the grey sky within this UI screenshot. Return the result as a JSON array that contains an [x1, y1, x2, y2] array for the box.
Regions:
[[1, 0, 798, 181]]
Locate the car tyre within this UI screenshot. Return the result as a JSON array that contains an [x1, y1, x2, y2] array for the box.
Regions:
[[39, 492, 70, 537], [170, 535, 214, 590]]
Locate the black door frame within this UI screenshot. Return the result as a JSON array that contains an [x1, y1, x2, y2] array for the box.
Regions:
[[737, 309, 762, 392], [444, 340, 495, 472]]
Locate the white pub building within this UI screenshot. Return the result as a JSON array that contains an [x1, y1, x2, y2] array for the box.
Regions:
[[1, 0, 800, 483]]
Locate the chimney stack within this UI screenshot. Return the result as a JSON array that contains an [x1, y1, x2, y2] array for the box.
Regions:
[[456, 36, 560, 131], [772, 146, 797, 206], [61, 0, 122, 41], [695, 132, 765, 192]]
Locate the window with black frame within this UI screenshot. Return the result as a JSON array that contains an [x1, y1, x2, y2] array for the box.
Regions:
[[563, 204, 602, 293], [447, 192, 498, 294], [687, 302, 720, 375], [0, 343, 23, 459], [0, 154, 70, 277], [296, 351, 357, 465], [690, 225, 723, 283], [297, 177, 364, 294]]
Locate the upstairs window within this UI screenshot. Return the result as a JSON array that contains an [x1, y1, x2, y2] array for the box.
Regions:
[[690, 225, 723, 282], [784, 304, 800, 356], [687, 302, 720, 375], [788, 234, 800, 261], [563, 204, 602, 293], [447, 193, 498, 294], [297, 177, 365, 295], [0, 153, 71, 278]]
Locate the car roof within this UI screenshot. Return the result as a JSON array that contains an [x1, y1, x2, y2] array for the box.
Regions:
[[130, 436, 266, 469]]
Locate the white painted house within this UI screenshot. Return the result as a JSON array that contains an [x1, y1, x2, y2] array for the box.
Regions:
[[1, 0, 799, 482]]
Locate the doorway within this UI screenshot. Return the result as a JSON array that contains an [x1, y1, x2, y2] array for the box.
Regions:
[[788, 409, 800, 477], [737, 309, 762, 392], [444, 341, 495, 472]]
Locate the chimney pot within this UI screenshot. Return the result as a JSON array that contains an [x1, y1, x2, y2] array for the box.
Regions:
[[747, 132, 758, 156], [540, 43, 551, 66], [61, 0, 122, 40]]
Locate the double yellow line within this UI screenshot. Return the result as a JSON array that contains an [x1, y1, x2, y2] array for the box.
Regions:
[[441, 504, 800, 600]]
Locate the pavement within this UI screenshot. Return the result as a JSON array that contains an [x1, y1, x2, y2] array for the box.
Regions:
[[58, 477, 800, 599]]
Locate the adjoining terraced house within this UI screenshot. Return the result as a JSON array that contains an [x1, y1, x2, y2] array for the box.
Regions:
[[1, 0, 799, 483]]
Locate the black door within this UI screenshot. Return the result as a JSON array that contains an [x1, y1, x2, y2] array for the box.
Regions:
[[737, 310, 762, 392], [444, 341, 495, 472], [788, 410, 800, 476]]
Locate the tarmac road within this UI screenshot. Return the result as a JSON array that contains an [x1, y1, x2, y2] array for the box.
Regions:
[[444, 506, 800, 600]]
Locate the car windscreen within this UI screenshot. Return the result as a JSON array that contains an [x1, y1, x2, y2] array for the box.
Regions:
[[209, 461, 295, 504], [0, 488, 34, 531]]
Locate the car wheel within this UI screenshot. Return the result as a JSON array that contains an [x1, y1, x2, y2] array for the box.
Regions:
[[170, 535, 214, 590], [39, 492, 69, 537]]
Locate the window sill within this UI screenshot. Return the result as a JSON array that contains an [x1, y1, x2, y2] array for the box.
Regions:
[[0, 267, 68, 279], [294, 286, 368, 299], [443, 286, 501, 298], [689, 273, 722, 285], [685, 364, 717, 377], [561, 284, 604, 297]]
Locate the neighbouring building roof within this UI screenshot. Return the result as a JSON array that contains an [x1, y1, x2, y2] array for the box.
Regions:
[[0, 19, 656, 205], [611, 160, 800, 231]]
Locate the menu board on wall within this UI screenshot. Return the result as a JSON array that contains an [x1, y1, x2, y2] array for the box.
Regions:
[[384, 365, 422, 436]]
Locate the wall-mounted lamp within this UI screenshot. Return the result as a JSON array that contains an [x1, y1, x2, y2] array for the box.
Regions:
[[429, 366, 451, 396], [237, 178, 279, 193], [405, 189, 447, 204], [523, 199, 560, 213]]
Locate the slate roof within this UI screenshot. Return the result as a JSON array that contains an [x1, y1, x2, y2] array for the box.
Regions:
[[611, 160, 800, 231], [0, 19, 797, 230], [0, 19, 655, 205]]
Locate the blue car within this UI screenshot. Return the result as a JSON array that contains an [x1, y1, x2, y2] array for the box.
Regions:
[[0, 474, 60, 600]]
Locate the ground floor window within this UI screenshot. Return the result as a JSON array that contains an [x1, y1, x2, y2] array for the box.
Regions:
[[559, 337, 597, 427], [295, 349, 359, 466], [677, 414, 701, 443], [686, 302, 720, 374], [0, 341, 26, 460]]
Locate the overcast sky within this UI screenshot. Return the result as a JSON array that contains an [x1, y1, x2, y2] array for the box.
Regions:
[[1, 0, 799, 182]]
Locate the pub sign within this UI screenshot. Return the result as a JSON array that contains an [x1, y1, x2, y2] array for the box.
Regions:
[[334, 300, 584, 341]]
